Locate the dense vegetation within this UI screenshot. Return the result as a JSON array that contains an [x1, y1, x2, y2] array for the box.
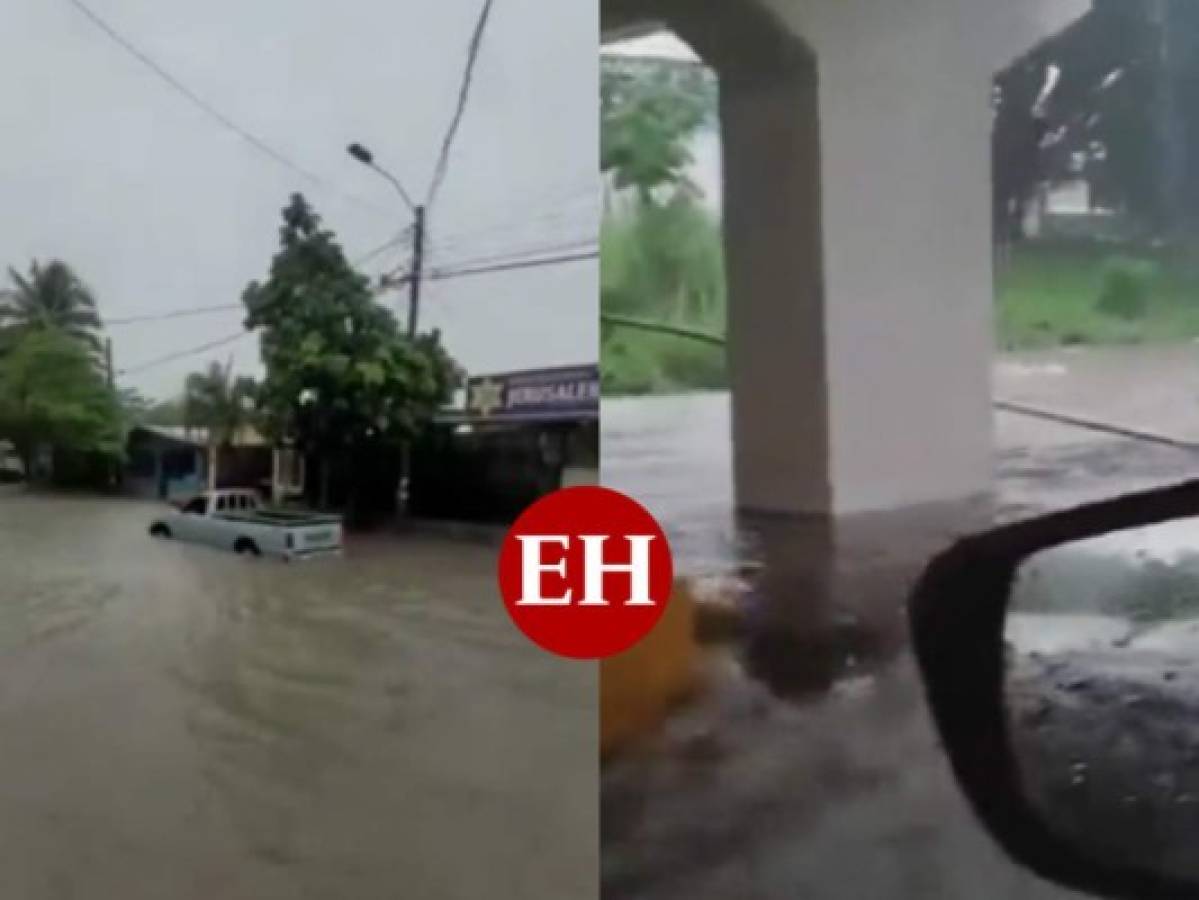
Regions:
[[0, 261, 124, 482], [243, 194, 461, 511]]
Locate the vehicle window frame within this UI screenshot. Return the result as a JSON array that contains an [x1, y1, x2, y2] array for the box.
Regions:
[[182, 496, 207, 515]]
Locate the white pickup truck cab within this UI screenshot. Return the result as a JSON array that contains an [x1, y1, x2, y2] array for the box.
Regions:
[[149, 489, 343, 561]]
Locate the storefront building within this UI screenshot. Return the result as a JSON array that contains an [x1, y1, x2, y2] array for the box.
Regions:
[[410, 364, 599, 524]]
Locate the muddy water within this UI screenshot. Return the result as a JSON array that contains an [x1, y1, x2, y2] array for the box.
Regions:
[[603, 370, 1199, 577], [0, 493, 595, 900], [600, 378, 1199, 898]]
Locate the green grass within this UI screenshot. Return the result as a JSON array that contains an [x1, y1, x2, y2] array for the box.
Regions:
[[601, 201, 729, 395], [997, 244, 1199, 351], [601, 329, 726, 396], [602, 228, 1199, 396]]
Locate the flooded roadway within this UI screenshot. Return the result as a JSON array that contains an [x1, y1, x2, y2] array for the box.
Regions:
[[0, 492, 595, 900], [600, 347, 1199, 899]]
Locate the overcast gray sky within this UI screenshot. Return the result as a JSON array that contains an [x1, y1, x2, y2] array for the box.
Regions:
[[2, 0, 598, 399]]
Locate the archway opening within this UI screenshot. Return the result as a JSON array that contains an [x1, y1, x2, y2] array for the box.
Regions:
[[601, 5, 825, 572]]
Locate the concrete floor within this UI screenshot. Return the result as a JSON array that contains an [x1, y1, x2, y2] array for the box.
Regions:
[[602, 345, 1199, 899], [0, 494, 596, 900]]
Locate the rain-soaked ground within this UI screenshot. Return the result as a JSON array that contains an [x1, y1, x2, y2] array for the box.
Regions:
[[601, 345, 1199, 899], [1008, 648, 1199, 885], [0, 491, 595, 900]]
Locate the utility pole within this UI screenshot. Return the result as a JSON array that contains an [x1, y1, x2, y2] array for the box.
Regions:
[[345, 142, 427, 518], [408, 205, 425, 338], [396, 206, 425, 517]]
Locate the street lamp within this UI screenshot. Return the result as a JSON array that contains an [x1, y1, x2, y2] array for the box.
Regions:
[[347, 142, 426, 519], [347, 142, 373, 165], [346, 143, 416, 213], [346, 142, 424, 339]]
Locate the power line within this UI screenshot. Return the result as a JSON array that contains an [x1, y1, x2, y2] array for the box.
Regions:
[[432, 237, 597, 273], [428, 210, 598, 258], [430, 249, 597, 282], [105, 303, 240, 326], [64, 0, 389, 219], [426, 186, 599, 254], [117, 330, 250, 376], [425, 0, 496, 209], [352, 226, 413, 267]]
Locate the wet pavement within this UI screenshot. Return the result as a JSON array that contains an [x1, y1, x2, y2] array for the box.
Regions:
[[601, 347, 1199, 900], [0, 493, 595, 900], [1008, 649, 1199, 885]]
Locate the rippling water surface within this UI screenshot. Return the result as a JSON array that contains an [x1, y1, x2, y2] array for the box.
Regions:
[[0, 492, 594, 900]]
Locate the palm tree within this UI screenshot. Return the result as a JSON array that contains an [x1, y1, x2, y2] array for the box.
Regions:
[[0, 260, 103, 353], [183, 359, 258, 491]]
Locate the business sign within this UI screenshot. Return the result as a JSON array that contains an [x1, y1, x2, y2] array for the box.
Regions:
[[466, 365, 599, 423]]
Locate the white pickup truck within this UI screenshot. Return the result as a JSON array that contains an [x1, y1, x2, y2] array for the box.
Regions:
[[148, 489, 343, 561]]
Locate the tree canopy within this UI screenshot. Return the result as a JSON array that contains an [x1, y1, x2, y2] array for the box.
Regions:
[[0, 328, 123, 472], [599, 56, 728, 394], [183, 360, 257, 446], [601, 57, 716, 206], [0, 260, 103, 353], [242, 194, 460, 506]]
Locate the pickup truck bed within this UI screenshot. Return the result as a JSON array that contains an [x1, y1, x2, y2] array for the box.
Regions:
[[150, 489, 343, 561], [217, 509, 341, 527]]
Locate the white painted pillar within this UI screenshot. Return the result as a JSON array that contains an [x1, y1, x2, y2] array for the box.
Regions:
[[721, 0, 1087, 516], [613, 0, 1087, 517], [811, 4, 996, 514], [720, 51, 832, 514]]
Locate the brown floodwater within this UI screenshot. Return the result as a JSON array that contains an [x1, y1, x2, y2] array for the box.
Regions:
[[600, 379, 1199, 899], [0, 491, 595, 900]]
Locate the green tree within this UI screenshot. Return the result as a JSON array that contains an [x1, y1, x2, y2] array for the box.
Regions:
[[601, 58, 715, 207], [243, 194, 460, 510], [183, 359, 258, 491], [600, 59, 728, 395], [0, 329, 123, 477], [991, 0, 1199, 240], [0, 260, 103, 353]]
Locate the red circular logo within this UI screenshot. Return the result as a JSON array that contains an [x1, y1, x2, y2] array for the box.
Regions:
[[497, 486, 674, 660]]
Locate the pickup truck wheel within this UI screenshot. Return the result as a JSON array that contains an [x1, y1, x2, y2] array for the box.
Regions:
[[234, 538, 261, 558], [149, 523, 171, 539]]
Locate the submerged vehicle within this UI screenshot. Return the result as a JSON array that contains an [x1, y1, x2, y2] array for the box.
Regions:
[[148, 489, 342, 561]]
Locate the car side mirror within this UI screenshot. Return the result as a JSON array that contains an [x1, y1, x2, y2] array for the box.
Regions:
[[909, 479, 1199, 900]]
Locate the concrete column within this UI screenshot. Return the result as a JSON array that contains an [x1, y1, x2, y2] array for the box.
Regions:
[[720, 43, 830, 514], [608, 0, 1087, 517], [662, 0, 997, 516], [731, 0, 1088, 516], [811, 2, 996, 514]]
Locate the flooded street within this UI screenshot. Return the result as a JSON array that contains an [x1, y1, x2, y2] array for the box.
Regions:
[[0, 492, 595, 900], [601, 346, 1199, 899], [604, 343, 1199, 576]]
